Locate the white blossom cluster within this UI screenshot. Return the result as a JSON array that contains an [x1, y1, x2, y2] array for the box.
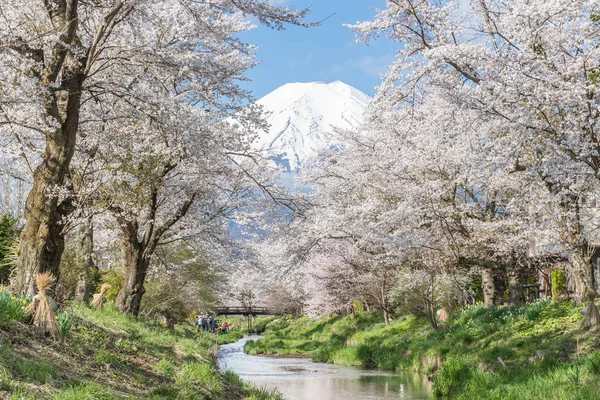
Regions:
[[263, 0, 600, 315]]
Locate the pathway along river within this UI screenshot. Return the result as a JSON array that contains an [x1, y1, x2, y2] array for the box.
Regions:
[[217, 336, 432, 400]]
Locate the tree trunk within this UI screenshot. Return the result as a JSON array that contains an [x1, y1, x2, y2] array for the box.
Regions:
[[75, 219, 94, 303], [494, 270, 507, 306], [14, 175, 73, 295], [569, 251, 594, 304], [115, 232, 149, 316], [164, 314, 176, 330], [380, 278, 391, 326], [113, 190, 196, 315], [507, 265, 524, 306], [116, 257, 149, 317], [13, 48, 84, 295], [428, 301, 438, 329], [482, 269, 495, 308]]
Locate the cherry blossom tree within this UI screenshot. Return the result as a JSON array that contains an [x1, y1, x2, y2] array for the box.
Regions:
[[0, 0, 311, 295], [265, 0, 600, 317], [347, 0, 600, 304]]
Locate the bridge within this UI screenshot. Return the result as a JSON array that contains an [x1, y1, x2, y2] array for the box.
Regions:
[[216, 306, 285, 317], [216, 306, 286, 335]]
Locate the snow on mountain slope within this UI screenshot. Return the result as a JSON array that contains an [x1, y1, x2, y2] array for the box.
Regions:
[[254, 81, 371, 172]]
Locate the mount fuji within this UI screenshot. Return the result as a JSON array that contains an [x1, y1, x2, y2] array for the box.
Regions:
[[253, 81, 371, 172]]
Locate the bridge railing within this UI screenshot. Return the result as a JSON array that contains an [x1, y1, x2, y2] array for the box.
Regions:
[[215, 306, 285, 316]]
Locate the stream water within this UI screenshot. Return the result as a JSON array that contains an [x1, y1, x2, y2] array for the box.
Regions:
[[217, 336, 432, 400]]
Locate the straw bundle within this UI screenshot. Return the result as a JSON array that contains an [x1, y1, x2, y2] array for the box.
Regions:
[[25, 273, 59, 338], [582, 290, 600, 328], [90, 284, 110, 309], [438, 307, 450, 324]]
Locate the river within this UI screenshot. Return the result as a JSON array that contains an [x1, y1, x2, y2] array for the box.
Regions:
[[217, 336, 432, 400]]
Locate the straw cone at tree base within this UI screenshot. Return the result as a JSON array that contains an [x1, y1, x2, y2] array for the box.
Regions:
[[91, 284, 110, 309], [582, 290, 600, 328], [24, 273, 59, 338], [438, 307, 449, 324]]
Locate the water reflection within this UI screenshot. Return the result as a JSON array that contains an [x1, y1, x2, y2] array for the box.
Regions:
[[217, 337, 432, 400]]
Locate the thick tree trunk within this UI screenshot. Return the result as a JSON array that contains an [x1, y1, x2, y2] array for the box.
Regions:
[[13, 43, 83, 295], [75, 219, 94, 303], [14, 147, 76, 295], [113, 190, 196, 316], [115, 232, 149, 316], [507, 265, 524, 306], [482, 269, 495, 308], [568, 251, 594, 304], [494, 270, 507, 306]]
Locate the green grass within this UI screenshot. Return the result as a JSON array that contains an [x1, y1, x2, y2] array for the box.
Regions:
[[225, 315, 280, 334], [15, 358, 58, 384], [0, 300, 282, 399], [153, 358, 175, 375], [177, 363, 224, 397], [245, 300, 600, 399], [52, 382, 117, 400]]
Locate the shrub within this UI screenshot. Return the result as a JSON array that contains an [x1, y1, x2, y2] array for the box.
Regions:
[[352, 300, 365, 313], [98, 270, 124, 302], [551, 269, 568, 301], [265, 317, 290, 332]]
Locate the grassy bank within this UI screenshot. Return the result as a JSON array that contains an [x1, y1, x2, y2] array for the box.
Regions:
[[225, 316, 279, 335], [0, 292, 279, 400], [244, 300, 600, 399]]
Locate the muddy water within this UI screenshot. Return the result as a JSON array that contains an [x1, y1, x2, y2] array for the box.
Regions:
[[217, 336, 432, 400]]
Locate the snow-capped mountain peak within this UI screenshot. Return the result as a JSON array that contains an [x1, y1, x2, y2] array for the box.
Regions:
[[254, 81, 371, 172]]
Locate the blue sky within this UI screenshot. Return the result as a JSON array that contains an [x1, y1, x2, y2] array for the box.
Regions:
[[240, 0, 392, 99]]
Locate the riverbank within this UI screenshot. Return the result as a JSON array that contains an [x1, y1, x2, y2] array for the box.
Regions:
[[0, 296, 280, 399], [219, 336, 432, 400], [244, 300, 600, 399]]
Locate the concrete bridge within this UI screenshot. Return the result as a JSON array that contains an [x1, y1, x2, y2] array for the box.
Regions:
[[216, 306, 286, 317], [216, 306, 286, 334]]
